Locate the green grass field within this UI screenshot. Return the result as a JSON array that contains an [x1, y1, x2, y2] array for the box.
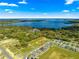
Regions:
[[15, 37, 49, 55], [39, 45, 79, 59]]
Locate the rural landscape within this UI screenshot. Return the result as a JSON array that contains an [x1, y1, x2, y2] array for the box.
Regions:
[[0, 19, 79, 59], [0, 0, 79, 59]]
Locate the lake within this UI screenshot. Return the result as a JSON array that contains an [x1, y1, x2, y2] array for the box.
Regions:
[[8, 19, 73, 29]]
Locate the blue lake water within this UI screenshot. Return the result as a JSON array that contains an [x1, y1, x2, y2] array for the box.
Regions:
[[10, 19, 73, 29]]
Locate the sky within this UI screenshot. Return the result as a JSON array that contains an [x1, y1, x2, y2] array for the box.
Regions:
[[0, 0, 79, 18]]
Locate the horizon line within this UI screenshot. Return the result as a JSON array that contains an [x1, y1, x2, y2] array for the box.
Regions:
[[0, 17, 79, 19]]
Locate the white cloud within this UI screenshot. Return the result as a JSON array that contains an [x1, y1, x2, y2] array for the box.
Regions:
[[19, 0, 28, 4], [4, 9, 14, 14], [63, 10, 70, 12], [65, 0, 74, 4], [0, 2, 18, 7], [8, 4, 18, 6], [5, 9, 10, 11], [8, 11, 13, 14], [65, 0, 79, 5]]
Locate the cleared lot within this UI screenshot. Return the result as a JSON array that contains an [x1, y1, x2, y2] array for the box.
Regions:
[[39, 46, 79, 59]]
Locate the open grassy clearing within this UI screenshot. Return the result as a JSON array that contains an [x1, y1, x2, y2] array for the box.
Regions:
[[39, 45, 79, 59], [19, 37, 49, 55]]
